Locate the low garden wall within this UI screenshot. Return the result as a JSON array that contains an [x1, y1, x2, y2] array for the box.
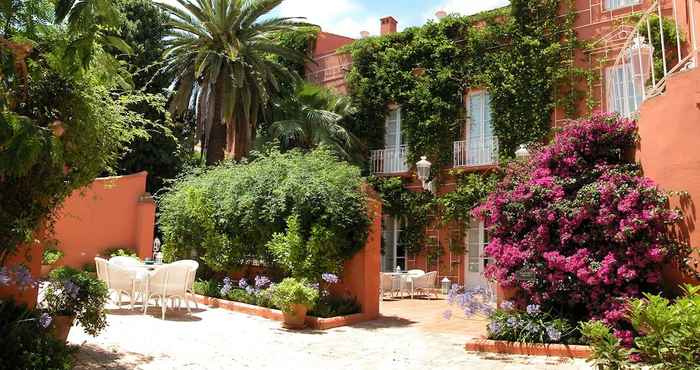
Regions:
[[50, 171, 155, 269]]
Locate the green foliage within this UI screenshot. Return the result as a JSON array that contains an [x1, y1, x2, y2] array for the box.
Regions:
[[42, 247, 64, 265], [159, 148, 370, 275], [0, 299, 75, 370], [102, 247, 138, 259], [584, 285, 700, 370], [369, 176, 435, 255], [193, 279, 221, 299], [224, 288, 275, 309], [344, 0, 584, 170], [270, 277, 319, 313], [635, 14, 686, 86], [489, 308, 583, 345], [438, 171, 499, 223], [309, 295, 361, 318], [44, 267, 109, 336]]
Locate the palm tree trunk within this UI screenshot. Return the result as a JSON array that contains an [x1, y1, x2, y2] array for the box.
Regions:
[[205, 74, 227, 165], [231, 119, 249, 161]]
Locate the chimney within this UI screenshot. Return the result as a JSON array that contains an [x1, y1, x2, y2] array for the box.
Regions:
[[380, 16, 398, 35]]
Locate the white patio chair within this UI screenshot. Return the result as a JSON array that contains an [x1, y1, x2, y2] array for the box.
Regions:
[[380, 273, 396, 299], [109, 256, 141, 266], [104, 261, 141, 309], [411, 271, 439, 299], [94, 257, 108, 283], [143, 264, 191, 319], [169, 260, 199, 309]]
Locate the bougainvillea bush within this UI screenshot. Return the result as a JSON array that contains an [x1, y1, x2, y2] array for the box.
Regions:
[[473, 113, 689, 333]]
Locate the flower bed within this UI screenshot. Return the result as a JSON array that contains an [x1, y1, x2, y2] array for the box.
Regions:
[[192, 294, 369, 330], [464, 338, 591, 358]]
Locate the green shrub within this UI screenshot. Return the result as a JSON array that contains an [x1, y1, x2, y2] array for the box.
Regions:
[[270, 278, 318, 313], [488, 306, 583, 345], [44, 267, 109, 336], [192, 279, 221, 299], [42, 248, 64, 265], [0, 299, 75, 370], [309, 295, 361, 318], [582, 285, 700, 370], [159, 148, 370, 279], [103, 247, 139, 259]]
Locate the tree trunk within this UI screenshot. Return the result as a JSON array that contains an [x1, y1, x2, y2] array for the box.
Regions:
[[205, 75, 227, 165], [231, 119, 250, 161]]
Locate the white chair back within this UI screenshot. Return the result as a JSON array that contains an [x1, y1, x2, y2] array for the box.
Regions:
[[414, 271, 438, 289], [381, 273, 394, 291], [148, 264, 190, 297], [170, 260, 199, 292], [106, 261, 138, 291], [109, 256, 141, 266], [94, 257, 109, 285]]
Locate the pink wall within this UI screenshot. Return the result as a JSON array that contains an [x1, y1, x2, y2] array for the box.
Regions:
[[50, 171, 156, 270], [636, 65, 700, 286]]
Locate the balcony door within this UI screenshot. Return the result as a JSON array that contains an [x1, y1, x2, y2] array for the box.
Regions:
[[467, 91, 495, 165], [383, 108, 406, 173], [382, 215, 407, 272], [464, 218, 492, 289]]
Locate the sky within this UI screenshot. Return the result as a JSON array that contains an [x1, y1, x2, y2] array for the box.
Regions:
[[163, 0, 510, 38]]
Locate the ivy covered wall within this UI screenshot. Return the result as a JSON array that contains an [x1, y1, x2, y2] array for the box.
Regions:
[[343, 0, 584, 172]]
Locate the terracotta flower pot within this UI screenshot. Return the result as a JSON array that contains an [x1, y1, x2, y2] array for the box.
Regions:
[[40, 264, 53, 278], [50, 315, 75, 343], [282, 304, 308, 329]]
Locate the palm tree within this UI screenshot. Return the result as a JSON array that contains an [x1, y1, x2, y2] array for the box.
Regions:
[[265, 83, 361, 160], [158, 0, 310, 165]]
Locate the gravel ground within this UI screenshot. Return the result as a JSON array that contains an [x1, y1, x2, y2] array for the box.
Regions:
[[69, 304, 592, 370]]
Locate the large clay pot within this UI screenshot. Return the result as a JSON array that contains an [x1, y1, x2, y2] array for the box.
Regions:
[[282, 304, 308, 329], [50, 315, 75, 342]]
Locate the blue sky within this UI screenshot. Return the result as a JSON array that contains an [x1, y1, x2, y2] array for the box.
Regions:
[[162, 1, 511, 38], [273, 0, 510, 38]]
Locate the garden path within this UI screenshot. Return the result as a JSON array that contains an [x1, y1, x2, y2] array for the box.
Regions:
[[69, 302, 592, 370]]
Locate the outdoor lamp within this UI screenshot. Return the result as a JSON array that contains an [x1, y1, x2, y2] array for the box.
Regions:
[[416, 156, 432, 191], [441, 277, 451, 294], [153, 237, 161, 255], [515, 144, 530, 159], [626, 36, 653, 83]]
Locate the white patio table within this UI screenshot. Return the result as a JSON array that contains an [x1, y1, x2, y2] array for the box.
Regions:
[[383, 272, 413, 298]]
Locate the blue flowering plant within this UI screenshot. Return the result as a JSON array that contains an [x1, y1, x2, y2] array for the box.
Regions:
[[444, 285, 496, 320], [218, 275, 276, 308], [487, 302, 582, 344], [42, 267, 109, 336]]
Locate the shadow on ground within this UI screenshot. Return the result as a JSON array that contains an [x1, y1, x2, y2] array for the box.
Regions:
[[73, 343, 155, 370]]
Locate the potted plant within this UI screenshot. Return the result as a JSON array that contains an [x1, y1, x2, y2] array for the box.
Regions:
[[271, 278, 318, 329], [41, 245, 64, 278], [42, 267, 109, 342]]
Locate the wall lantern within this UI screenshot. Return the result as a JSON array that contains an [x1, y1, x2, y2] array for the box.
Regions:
[[441, 277, 451, 294], [416, 156, 433, 192], [153, 237, 161, 255], [515, 144, 530, 159], [626, 36, 653, 83]]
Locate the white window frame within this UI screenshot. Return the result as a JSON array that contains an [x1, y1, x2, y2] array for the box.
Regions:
[[384, 107, 403, 149], [604, 0, 641, 11], [465, 90, 495, 165], [464, 218, 492, 289], [382, 215, 407, 272], [606, 64, 644, 118]]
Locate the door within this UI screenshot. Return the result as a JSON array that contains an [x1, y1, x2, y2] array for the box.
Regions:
[[382, 215, 406, 272], [467, 91, 494, 165], [383, 108, 405, 172], [464, 218, 492, 289]]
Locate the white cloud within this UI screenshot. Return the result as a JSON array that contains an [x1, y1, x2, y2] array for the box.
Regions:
[[426, 0, 510, 21], [276, 0, 380, 38]]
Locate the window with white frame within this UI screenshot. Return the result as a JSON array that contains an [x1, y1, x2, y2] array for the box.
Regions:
[[384, 108, 403, 149], [382, 215, 407, 272], [466, 91, 495, 165], [606, 64, 644, 118], [604, 0, 641, 11]]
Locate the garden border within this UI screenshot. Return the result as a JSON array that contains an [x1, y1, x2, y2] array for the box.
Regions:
[[193, 294, 370, 330], [464, 338, 591, 358]]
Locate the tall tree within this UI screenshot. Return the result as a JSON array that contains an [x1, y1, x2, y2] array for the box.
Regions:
[[159, 0, 311, 165]]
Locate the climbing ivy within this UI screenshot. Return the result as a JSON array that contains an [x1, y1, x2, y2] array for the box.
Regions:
[[438, 170, 500, 224], [344, 0, 586, 173]]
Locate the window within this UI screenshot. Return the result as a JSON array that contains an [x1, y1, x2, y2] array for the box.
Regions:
[[384, 108, 404, 149], [604, 0, 641, 11], [466, 91, 496, 165], [606, 64, 644, 118], [382, 215, 407, 272], [466, 218, 491, 274]]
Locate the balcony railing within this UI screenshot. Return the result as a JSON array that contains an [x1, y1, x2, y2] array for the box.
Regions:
[[609, 0, 697, 117], [306, 53, 353, 85], [370, 145, 409, 174], [453, 136, 499, 168]]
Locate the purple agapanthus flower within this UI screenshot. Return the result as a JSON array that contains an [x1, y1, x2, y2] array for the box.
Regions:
[[220, 278, 233, 296], [245, 285, 255, 294], [321, 273, 339, 284], [546, 326, 562, 342], [38, 313, 52, 329], [488, 321, 502, 335], [506, 316, 519, 327], [526, 304, 541, 315], [63, 280, 80, 299], [0, 267, 10, 286], [500, 300, 514, 311], [14, 266, 34, 289], [442, 310, 453, 320], [254, 275, 270, 289], [238, 278, 248, 288]]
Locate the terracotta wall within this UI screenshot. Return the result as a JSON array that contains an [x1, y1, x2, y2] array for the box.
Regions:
[[0, 240, 42, 308], [50, 171, 156, 270], [305, 32, 355, 93], [635, 65, 700, 284]]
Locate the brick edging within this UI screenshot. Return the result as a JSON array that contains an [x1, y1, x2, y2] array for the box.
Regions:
[[464, 338, 591, 358], [193, 294, 369, 330]]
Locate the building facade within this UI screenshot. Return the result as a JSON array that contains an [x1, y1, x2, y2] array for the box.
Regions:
[[305, 0, 699, 288]]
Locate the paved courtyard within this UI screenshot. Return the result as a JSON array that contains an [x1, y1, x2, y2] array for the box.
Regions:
[[69, 298, 591, 370]]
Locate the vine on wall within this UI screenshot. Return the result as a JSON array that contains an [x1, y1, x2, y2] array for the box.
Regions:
[[344, 0, 586, 174]]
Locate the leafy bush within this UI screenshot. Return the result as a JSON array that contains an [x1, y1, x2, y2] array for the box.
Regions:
[[42, 248, 64, 265], [103, 247, 139, 259], [474, 113, 689, 330], [159, 149, 370, 280], [193, 279, 221, 298], [270, 278, 318, 313], [43, 267, 109, 336], [0, 300, 74, 370], [583, 285, 700, 370], [488, 303, 583, 344], [309, 295, 361, 318]]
